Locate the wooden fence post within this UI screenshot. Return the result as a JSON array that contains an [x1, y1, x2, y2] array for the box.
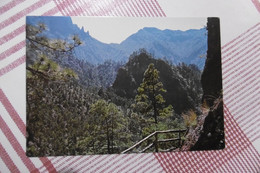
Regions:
[[121, 129, 186, 153], [155, 132, 158, 152], [178, 129, 181, 148]]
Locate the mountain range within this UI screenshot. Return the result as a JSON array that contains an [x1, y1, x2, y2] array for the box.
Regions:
[[26, 16, 208, 69]]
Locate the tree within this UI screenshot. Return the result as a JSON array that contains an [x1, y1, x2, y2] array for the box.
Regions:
[[135, 63, 169, 124], [26, 22, 84, 156], [133, 63, 176, 150], [84, 99, 129, 154], [26, 23, 82, 80], [26, 23, 82, 57]]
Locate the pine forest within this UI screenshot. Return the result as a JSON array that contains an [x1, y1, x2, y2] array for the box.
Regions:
[[26, 17, 224, 156]]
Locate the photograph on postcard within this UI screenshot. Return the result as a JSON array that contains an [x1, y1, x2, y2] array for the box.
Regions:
[[26, 16, 224, 156]]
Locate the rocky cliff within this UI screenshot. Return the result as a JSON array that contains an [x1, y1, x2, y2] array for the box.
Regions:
[[189, 18, 225, 150]]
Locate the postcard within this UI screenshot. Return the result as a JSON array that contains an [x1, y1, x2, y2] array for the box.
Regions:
[[26, 16, 224, 156]]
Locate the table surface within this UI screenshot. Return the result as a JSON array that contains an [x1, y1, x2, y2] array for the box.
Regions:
[[0, 0, 259, 172]]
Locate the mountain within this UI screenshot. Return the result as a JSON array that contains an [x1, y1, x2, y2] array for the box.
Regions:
[[26, 16, 121, 64], [112, 51, 203, 114], [27, 16, 82, 39], [191, 18, 224, 150], [115, 27, 207, 68], [26, 16, 207, 69]]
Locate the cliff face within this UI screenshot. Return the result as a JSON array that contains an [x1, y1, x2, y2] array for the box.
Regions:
[[112, 52, 201, 114], [201, 18, 223, 107], [190, 18, 225, 150], [182, 18, 224, 151]]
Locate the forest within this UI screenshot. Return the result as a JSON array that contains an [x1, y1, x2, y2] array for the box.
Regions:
[[26, 18, 224, 156]]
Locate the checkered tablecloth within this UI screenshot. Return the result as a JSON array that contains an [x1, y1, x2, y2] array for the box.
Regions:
[[0, 0, 259, 172]]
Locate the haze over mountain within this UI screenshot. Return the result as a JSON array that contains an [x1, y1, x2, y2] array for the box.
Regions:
[[27, 16, 207, 69]]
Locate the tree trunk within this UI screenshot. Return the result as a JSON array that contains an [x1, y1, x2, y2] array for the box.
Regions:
[[153, 102, 158, 124], [106, 119, 110, 154], [152, 82, 158, 124], [111, 116, 114, 153]]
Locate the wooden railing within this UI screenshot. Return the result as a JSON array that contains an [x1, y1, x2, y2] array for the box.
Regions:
[[121, 129, 187, 154]]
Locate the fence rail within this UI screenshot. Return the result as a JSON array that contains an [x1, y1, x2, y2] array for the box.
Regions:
[[121, 129, 187, 154]]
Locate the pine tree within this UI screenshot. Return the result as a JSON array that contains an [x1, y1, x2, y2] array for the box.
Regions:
[[26, 22, 83, 156], [135, 63, 169, 124], [86, 99, 129, 154]]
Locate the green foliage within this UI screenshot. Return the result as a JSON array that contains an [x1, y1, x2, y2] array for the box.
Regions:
[[135, 63, 167, 123], [176, 63, 202, 107], [77, 99, 130, 154], [26, 22, 87, 156], [27, 54, 78, 82], [26, 79, 97, 156], [26, 23, 82, 55], [26, 22, 81, 83], [26, 22, 201, 156], [113, 50, 203, 114], [133, 63, 179, 139]]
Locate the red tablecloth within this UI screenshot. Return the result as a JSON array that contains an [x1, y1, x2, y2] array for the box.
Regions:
[[0, 0, 259, 172]]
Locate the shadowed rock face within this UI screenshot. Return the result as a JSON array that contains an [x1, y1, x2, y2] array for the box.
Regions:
[[112, 44, 206, 114], [112, 52, 199, 114], [191, 18, 225, 151], [201, 18, 223, 107]]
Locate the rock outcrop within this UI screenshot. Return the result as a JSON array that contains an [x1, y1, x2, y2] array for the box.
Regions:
[[112, 50, 202, 114], [190, 18, 225, 150]]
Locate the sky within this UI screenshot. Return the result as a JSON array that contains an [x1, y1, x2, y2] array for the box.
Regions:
[[71, 17, 207, 44]]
